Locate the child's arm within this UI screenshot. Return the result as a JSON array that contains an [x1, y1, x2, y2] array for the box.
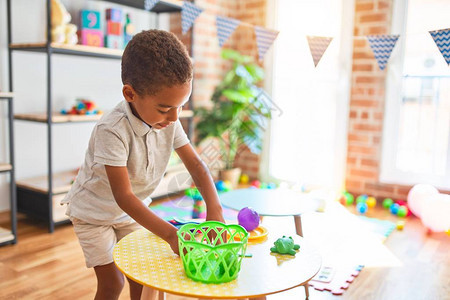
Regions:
[[175, 143, 225, 223], [105, 165, 180, 254]]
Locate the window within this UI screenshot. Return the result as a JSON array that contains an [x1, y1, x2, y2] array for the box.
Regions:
[[264, 0, 354, 189], [381, 0, 450, 189]]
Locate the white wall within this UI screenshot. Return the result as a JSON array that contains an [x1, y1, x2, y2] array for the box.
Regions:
[[0, 0, 169, 211]]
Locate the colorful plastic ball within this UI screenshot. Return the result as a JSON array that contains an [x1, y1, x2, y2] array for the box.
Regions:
[[356, 202, 368, 214], [396, 221, 405, 230], [237, 207, 260, 232], [366, 197, 377, 208], [390, 203, 400, 215], [446, 229, 450, 236], [223, 180, 232, 192], [250, 180, 261, 188], [395, 199, 412, 216], [267, 183, 277, 189], [344, 192, 354, 206], [239, 174, 249, 184], [215, 180, 226, 191], [383, 198, 394, 209], [356, 195, 368, 204], [260, 182, 268, 189], [397, 206, 408, 218]]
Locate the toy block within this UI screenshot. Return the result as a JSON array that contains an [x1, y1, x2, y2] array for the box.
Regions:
[[106, 21, 122, 36], [106, 8, 122, 22], [81, 10, 101, 30], [80, 29, 104, 47], [105, 35, 123, 49]]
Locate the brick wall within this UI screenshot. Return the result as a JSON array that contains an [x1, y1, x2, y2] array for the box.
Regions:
[[171, 0, 267, 180], [346, 0, 412, 200]]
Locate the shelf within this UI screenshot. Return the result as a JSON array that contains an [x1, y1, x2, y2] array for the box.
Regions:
[[0, 227, 14, 244], [0, 164, 12, 172], [15, 110, 192, 123], [0, 92, 14, 99], [10, 43, 123, 59], [15, 112, 103, 123], [16, 170, 77, 195], [103, 0, 182, 13]]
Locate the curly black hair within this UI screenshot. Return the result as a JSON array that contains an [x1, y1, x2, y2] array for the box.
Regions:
[[121, 30, 193, 95]]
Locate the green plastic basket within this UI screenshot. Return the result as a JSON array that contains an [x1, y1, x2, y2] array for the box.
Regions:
[[177, 221, 249, 284]]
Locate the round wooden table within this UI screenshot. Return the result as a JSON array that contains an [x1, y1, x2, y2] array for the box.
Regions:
[[219, 188, 320, 237], [113, 225, 321, 299]]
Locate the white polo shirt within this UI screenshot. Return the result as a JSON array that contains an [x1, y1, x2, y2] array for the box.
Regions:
[[63, 100, 190, 225]]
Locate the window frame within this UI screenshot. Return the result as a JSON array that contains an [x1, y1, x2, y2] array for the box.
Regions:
[[380, 0, 450, 189]]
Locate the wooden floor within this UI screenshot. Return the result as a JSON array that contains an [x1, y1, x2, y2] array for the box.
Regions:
[[0, 203, 449, 300]]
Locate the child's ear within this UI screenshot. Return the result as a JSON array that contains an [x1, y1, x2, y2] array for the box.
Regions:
[[123, 84, 137, 103]]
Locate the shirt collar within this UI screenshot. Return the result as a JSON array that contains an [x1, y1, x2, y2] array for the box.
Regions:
[[122, 101, 160, 136]]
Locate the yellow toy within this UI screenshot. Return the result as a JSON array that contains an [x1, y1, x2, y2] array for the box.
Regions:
[[366, 196, 377, 208], [396, 221, 405, 230], [51, 0, 78, 45]]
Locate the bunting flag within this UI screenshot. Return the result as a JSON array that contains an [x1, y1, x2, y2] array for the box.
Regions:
[[366, 34, 400, 70], [429, 28, 450, 66], [254, 26, 279, 61], [181, 2, 203, 34], [144, 0, 159, 11], [307, 36, 333, 67], [216, 16, 241, 47]]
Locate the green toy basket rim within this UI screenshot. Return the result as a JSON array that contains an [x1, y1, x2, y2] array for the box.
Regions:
[[177, 221, 250, 248]]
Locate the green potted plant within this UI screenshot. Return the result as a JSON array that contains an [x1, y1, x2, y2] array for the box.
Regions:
[[195, 49, 272, 186]]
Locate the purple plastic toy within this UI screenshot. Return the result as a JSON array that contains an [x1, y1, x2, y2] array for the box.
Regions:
[[237, 207, 260, 231]]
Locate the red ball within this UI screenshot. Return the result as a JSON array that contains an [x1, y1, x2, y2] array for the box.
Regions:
[[250, 180, 261, 188]]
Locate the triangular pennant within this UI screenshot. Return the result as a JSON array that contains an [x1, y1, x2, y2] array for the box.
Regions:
[[366, 34, 399, 70], [144, 0, 159, 11], [306, 36, 333, 67], [181, 2, 203, 34], [254, 26, 279, 61], [429, 28, 450, 66], [216, 16, 241, 47]]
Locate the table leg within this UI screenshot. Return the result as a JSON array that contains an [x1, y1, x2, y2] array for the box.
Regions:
[[304, 284, 309, 299], [293, 215, 303, 237], [140, 286, 165, 300]]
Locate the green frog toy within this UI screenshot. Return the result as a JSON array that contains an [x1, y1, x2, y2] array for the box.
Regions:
[[270, 236, 300, 256]]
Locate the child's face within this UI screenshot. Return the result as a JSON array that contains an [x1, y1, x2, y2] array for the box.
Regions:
[[124, 81, 192, 129]]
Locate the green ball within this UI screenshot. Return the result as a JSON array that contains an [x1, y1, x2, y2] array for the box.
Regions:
[[345, 192, 354, 205], [356, 195, 368, 204], [383, 198, 394, 209], [397, 206, 408, 218]]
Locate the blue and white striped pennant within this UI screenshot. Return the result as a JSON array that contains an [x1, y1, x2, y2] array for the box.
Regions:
[[307, 36, 333, 67], [429, 28, 450, 66], [366, 34, 399, 70], [181, 2, 203, 34], [216, 16, 241, 47], [144, 0, 159, 11], [254, 26, 279, 61]]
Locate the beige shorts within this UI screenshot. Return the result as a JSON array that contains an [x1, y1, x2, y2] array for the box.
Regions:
[[71, 217, 143, 268]]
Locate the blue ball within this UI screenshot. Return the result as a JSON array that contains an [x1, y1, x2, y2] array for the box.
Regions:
[[356, 202, 368, 214], [215, 180, 226, 191], [390, 203, 400, 215], [267, 183, 277, 189]]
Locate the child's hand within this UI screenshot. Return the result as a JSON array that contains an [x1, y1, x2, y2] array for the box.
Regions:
[[206, 208, 227, 244], [167, 231, 180, 255]]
